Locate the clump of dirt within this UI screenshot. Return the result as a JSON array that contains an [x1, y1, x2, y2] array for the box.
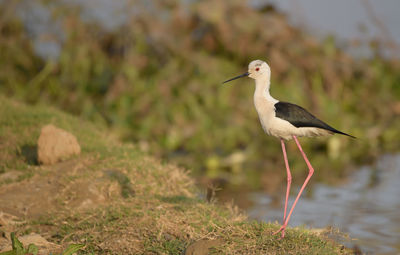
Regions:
[[37, 124, 81, 165]]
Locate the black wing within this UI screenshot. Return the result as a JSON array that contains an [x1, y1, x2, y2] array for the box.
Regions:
[[274, 101, 355, 138]]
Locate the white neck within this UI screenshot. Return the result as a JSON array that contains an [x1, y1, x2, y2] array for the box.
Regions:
[[254, 77, 277, 103]]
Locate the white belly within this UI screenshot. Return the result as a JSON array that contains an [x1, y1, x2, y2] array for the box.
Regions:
[[254, 96, 331, 140]]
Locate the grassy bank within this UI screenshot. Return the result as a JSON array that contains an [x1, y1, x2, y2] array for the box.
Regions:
[[0, 95, 352, 254]]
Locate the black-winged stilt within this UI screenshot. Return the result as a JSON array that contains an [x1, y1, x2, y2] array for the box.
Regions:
[[223, 60, 354, 239]]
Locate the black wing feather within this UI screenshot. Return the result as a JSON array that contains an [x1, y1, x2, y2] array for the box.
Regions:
[[274, 101, 355, 138]]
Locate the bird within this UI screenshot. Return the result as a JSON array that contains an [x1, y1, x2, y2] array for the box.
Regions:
[[223, 60, 354, 239]]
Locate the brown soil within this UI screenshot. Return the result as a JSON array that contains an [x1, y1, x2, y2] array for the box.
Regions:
[[0, 157, 132, 252], [0, 159, 114, 219]]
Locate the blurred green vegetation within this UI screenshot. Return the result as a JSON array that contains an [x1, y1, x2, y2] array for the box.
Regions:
[[1, 1, 399, 190]]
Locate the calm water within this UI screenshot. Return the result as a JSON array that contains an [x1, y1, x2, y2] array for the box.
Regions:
[[248, 154, 400, 254]]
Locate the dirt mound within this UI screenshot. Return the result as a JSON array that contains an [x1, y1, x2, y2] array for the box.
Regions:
[[0, 159, 125, 219]]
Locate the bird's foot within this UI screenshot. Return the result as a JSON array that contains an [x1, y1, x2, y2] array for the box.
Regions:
[[272, 225, 287, 239]]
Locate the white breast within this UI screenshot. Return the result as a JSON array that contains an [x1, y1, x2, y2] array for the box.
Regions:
[[253, 95, 276, 134], [253, 96, 331, 140]]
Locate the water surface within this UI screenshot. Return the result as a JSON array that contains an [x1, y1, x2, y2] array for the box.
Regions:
[[248, 154, 400, 254]]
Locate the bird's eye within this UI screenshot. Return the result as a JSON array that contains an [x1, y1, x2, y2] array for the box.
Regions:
[[255, 68, 260, 71]]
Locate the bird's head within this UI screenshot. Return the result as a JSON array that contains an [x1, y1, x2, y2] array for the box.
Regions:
[[248, 60, 271, 80], [223, 60, 271, 84]]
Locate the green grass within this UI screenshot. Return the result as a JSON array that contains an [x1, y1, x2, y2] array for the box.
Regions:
[[0, 96, 353, 254]]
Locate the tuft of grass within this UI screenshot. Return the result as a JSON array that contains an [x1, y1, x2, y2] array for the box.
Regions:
[[104, 169, 135, 198]]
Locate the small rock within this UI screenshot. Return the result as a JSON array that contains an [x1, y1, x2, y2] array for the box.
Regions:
[[18, 233, 52, 247], [0, 233, 61, 255], [37, 124, 81, 165]]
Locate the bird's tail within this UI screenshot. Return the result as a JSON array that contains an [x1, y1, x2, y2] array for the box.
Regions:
[[332, 129, 356, 139]]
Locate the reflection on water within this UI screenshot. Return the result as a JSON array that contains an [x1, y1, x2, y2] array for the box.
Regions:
[[248, 154, 400, 254]]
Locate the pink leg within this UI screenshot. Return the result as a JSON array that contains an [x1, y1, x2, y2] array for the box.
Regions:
[[273, 135, 314, 238], [280, 139, 292, 224]]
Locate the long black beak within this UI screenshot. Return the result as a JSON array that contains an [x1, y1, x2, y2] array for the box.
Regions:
[[222, 72, 249, 84]]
